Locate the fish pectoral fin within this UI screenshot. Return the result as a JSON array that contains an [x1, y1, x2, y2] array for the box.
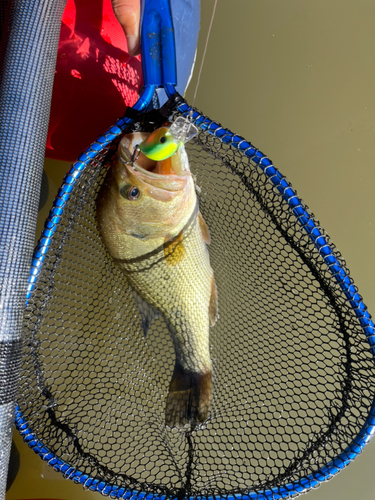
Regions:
[[132, 290, 160, 337], [198, 211, 211, 245], [165, 362, 213, 429], [209, 275, 219, 326], [164, 230, 185, 266]]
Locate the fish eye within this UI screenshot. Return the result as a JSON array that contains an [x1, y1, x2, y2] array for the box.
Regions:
[[160, 136, 167, 144], [128, 186, 140, 200], [120, 185, 140, 201]]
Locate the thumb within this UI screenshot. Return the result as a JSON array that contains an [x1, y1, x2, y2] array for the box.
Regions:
[[111, 0, 140, 56]]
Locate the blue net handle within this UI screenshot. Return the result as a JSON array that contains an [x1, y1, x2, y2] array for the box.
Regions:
[[140, 0, 177, 88]]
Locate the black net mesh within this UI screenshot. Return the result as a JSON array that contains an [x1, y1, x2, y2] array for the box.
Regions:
[[18, 107, 375, 499]]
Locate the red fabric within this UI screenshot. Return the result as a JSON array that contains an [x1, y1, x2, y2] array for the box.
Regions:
[[46, 0, 143, 161]]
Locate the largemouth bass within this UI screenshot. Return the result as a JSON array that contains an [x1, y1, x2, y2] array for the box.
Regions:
[[96, 129, 218, 428]]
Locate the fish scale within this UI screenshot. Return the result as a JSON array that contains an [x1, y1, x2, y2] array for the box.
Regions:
[[120, 210, 213, 373]]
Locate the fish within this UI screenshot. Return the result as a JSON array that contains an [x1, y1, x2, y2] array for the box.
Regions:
[[96, 127, 218, 428]]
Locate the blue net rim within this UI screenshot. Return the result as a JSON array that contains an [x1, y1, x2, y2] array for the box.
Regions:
[[17, 103, 375, 499]]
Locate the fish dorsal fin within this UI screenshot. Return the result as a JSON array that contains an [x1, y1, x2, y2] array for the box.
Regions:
[[209, 276, 218, 326], [198, 212, 211, 245], [132, 290, 160, 337]]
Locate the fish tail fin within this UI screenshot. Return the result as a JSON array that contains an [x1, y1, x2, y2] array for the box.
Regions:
[[165, 363, 212, 428]]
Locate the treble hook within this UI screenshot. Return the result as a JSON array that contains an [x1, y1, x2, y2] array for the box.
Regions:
[[131, 145, 141, 164], [119, 144, 141, 168]]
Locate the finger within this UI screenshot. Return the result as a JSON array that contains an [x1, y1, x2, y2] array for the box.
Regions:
[[111, 0, 140, 56]]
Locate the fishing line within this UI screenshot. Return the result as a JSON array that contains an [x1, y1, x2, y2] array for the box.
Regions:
[[189, 0, 218, 119]]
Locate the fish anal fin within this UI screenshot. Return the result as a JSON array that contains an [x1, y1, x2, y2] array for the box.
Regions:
[[198, 212, 211, 245], [164, 230, 185, 266], [209, 275, 218, 326], [132, 290, 160, 337], [165, 363, 213, 428]]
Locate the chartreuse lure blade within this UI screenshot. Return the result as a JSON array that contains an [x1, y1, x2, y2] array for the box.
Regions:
[[138, 127, 180, 161]]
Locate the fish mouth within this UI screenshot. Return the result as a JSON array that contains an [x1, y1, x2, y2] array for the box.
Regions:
[[119, 132, 188, 178], [132, 155, 180, 178]]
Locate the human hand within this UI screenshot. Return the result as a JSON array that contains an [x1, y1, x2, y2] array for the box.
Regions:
[[111, 0, 140, 56]]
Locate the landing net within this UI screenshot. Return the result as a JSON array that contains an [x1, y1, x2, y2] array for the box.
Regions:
[[16, 104, 375, 499]]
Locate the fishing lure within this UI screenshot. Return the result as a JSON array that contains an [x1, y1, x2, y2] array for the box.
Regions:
[[137, 117, 198, 161]]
